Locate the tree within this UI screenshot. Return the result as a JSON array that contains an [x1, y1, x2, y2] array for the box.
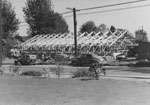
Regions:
[[53, 13, 69, 34], [2, 0, 20, 39], [2, 0, 20, 58], [79, 21, 97, 33], [23, 0, 69, 37], [14, 33, 24, 42], [135, 29, 148, 42], [98, 24, 108, 33], [110, 25, 116, 33]]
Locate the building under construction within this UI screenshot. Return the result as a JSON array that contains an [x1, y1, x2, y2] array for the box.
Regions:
[[20, 27, 136, 57]]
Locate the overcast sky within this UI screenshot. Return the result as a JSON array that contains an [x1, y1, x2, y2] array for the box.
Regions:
[[8, 0, 150, 39]]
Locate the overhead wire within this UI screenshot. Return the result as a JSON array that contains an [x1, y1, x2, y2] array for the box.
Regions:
[[60, 11, 72, 15], [78, 0, 147, 11], [63, 4, 150, 18]]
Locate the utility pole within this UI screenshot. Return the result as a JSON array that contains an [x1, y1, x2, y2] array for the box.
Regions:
[[73, 8, 77, 57], [66, 7, 79, 57], [0, 0, 2, 67]]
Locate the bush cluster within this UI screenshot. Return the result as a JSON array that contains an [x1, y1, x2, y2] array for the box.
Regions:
[[72, 68, 90, 78], [20, 71, 42, 76]]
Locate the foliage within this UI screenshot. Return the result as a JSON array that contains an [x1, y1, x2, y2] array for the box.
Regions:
[[135, 29, 148, 42], [2, 0, 20, 38], [2, 37, 21, 58], [79, 21, 97, 33], [49, 66, 64, 77], [45, 54, 71, 77], [110, 25, 116, 33], [2, 0, 20, 58], [20, 71, 42, 76], [53, 13, 69, 34], [72, 68, 90, 78], [14, 34, 24, 42], [98, 24, 108, 33], [23, 0, 69, 37]]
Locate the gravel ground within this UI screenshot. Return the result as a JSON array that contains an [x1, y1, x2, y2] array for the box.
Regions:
[[0, 75, 150, 105]]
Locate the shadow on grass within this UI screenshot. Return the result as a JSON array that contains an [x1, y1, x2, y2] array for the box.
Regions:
[[80, 78, 92, 81], [79, 77, 100, 81]]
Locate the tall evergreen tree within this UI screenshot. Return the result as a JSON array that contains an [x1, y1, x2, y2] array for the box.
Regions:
[[2, 0, 20, 38], [2, 0, 20, 57], [23, 0, 69, 37]]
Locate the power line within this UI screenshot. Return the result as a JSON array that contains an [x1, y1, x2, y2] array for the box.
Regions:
[[78, 4, 150, 16], [60, 11, 72, 15], [63, 4, 150, 18], [78, 0, 147, 11], [62, 0, 147, 15]]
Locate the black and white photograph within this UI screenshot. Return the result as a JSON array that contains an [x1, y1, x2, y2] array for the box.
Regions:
[[0, 0, 150, 105]]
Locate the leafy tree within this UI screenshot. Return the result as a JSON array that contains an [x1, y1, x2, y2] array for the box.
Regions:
[[53, 13, 69, 34], [79, 21, 97, 33], [110, 25, 116, 33], [98, 24, 108, 33], [135, 29, 148, 42], [2, 0, 20, 39], [2, 0, 20, 58], [23, 0, 69, 37]]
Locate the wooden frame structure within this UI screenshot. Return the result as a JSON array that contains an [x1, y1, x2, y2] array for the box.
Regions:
[[20, 28, 135, 56]]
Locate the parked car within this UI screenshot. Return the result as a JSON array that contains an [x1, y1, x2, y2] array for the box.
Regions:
[[14, 54, 37, 65], [14, 54, 31, 65], [70, 53, 106, 66], [116, 53, 126, 61]]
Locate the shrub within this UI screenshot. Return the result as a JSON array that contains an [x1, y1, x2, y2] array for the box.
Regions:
[[49, 65, 64, 77], [72, 68, 90, 78], [20, 71, 42, 76], [9, 65, 20, 75]]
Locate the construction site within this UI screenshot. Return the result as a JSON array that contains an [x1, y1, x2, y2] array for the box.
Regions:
[[19, 26, 136, 62]]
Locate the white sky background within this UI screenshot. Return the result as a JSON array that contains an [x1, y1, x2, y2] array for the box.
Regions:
[[8, 0, 150, 39]]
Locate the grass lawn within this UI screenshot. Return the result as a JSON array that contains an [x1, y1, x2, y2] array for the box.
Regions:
[[0, 75, 150, 105]]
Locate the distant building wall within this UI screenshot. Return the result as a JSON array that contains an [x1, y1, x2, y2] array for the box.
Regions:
[[138, 42, 150, 60]]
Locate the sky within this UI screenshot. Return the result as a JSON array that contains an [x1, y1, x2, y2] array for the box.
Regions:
[[8, 0, 150, 39]]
